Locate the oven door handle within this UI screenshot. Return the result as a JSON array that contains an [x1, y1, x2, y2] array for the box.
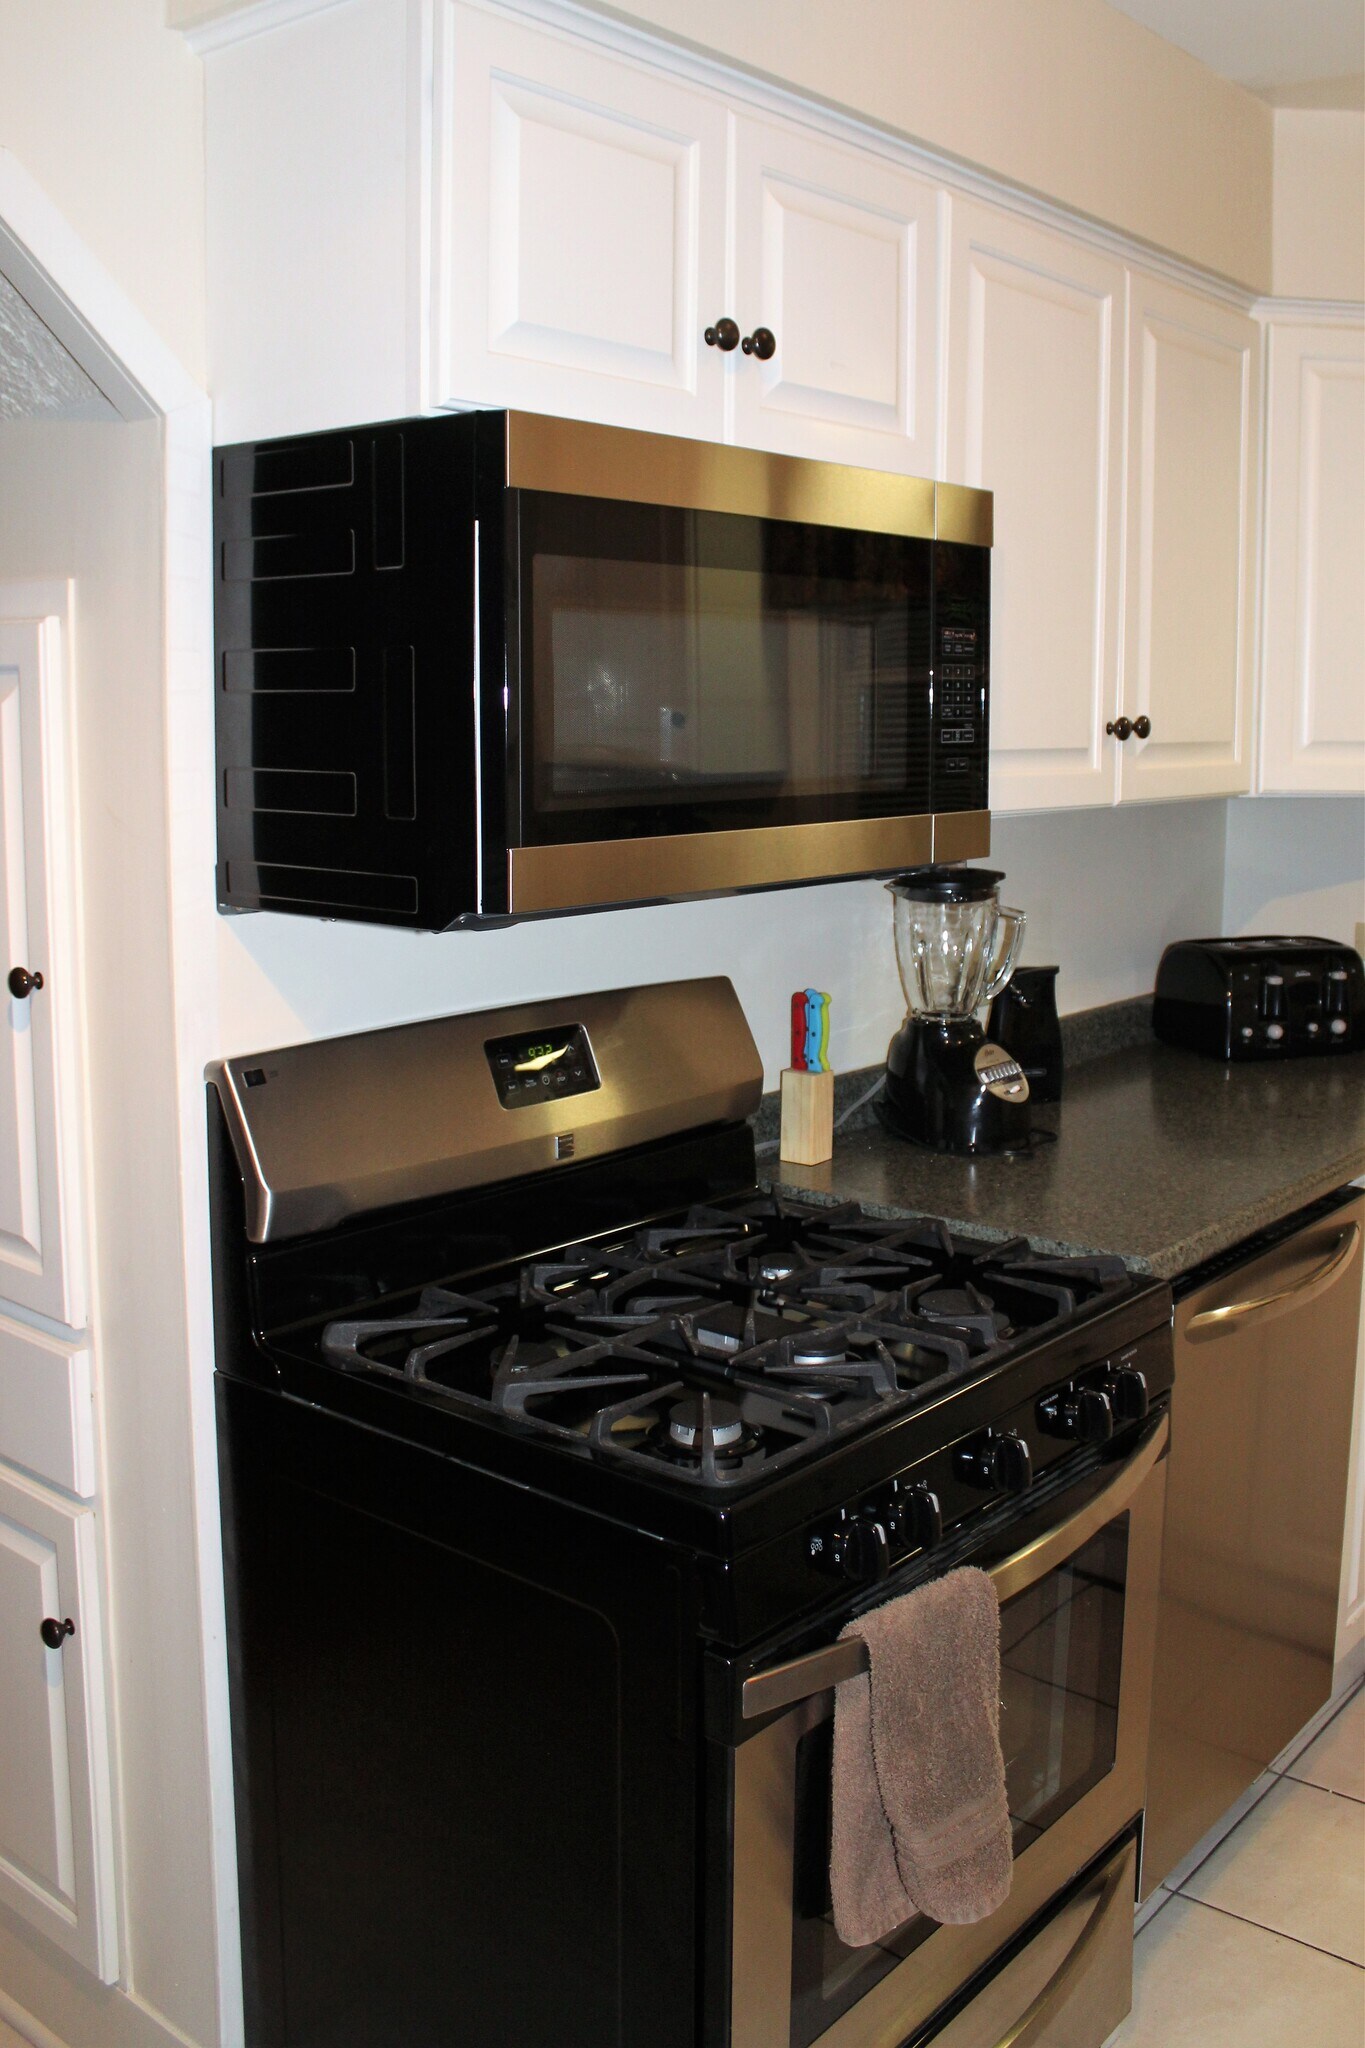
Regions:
[[739, 1411, 1169, 1720]]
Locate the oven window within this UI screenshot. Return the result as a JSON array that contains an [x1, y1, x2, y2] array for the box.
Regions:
[[788, 1518, 1129, 2048], [512, 491, 932, 843]]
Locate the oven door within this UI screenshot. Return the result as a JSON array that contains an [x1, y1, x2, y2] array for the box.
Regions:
[[728, 1412, 1167, 2048]]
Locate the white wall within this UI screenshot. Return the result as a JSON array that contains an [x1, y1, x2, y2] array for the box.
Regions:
[[0, 417, 219, 2048], [1223, 797, 1365, 949], [1273, 109, 1365, 302], [213, 801, 1229, 1089], [0, 2, 205, 383]]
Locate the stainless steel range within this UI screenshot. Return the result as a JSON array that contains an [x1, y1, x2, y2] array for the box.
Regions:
[[207, 977, 1173, 2048]]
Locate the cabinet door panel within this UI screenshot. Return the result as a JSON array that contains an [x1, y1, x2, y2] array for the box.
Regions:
[[945, 204, 1124, 810], [433, 3, 727, 436], [0, 1467, 115, 1979], [0, 614, 82, 1327], [731, 119, 938, 471], [1121, 280, 1258, 800], [1260, 321, 1365, 793]]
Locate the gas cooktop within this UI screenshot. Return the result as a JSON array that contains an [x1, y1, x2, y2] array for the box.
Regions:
[[318, 1193, 1132, 1491]]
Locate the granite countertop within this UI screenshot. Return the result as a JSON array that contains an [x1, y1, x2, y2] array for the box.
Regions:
[[762, 1017, 1365, 1278]]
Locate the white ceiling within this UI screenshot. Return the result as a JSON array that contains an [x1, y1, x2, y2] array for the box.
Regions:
[[1104, 0, 1365, 103], [0, 270, 118, 424]]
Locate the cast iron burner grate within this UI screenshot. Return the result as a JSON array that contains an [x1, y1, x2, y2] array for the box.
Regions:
[[318, 1197, 1131, 1488]]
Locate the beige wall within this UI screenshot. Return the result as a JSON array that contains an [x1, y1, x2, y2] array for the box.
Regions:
[[1273, 109, 1365, 300], [582, 0, 1274, 289], [0, 0, 205, 382], [172, 0, 1274, 287]]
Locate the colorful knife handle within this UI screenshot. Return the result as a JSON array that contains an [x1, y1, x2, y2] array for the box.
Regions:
[[790, 990, 832, 1072], [791, 990, 807, 1070]]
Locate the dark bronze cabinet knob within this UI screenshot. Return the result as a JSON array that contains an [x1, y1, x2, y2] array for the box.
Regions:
[[1106, 717, 1133, 742], [8, 967, 44, 999], [742, 326, 777, 360], [1133, 715, 1152, 739], [704, 317, 740, 351], [40, 1616, 74, 1650]]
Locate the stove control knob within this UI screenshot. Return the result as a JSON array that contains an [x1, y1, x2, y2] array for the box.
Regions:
[[816, 1510, 890, 1586], [1038, 1384, 1114, 1445], [955, 1430, 1032, 1495], [892, 1481, 943, 1552], [1105, 1367, 1149, 1424], [834, 1512, 891, 1586]]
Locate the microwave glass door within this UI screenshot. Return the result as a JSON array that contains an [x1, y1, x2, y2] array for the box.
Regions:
[[787, 1517, 1128, 2048], [510, 491, 932, 846]]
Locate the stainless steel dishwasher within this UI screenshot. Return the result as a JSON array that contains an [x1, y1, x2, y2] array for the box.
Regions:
[[1140, 1185, 1364, 1897]]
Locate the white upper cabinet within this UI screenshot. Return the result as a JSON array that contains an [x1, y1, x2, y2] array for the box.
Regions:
[[729, 119, 938, 472], [0, 1464, 116, 1980], [433, 3, 730, 437], [945, 202, 1125, 811], [1119, 276, 1259, 801], [0, 602, 84, 1331], [431, 7, 938, 463], [1259, 318, 1365, 795]]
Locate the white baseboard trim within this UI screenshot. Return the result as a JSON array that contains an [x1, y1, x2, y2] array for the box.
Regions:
[[0, 1932, 203, 2048], [1333, 1635, 1365, 1697], [0, 1985, 64, 2048]]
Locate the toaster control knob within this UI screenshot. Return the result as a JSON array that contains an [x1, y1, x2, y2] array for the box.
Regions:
[[1038, 1384, 1114, 1445], [1330, 1017, 1349, 1036], [956, 1429, 1032, 1495]]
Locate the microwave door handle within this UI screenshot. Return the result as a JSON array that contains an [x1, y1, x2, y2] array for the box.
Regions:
[[1184, 1223, 1361, 1341], [739, 1412, 1169, 1719]]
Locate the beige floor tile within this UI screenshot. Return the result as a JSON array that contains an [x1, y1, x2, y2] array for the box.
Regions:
[[1181, 1775, 1365, 1965], [1108, 1895, 1365, 2047], [1287, 1688, 1365, 1803]]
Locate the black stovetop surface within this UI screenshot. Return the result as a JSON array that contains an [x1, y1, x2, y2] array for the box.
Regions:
[[226, 1113, 1173, 1562], [306, 1190, 1138, 1489]]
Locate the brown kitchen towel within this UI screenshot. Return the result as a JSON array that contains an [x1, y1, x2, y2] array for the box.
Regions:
[[830, 1565, 1011, 1945]]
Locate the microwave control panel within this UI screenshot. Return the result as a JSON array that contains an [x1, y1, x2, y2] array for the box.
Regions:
[[486, 1024, 601, 1107], [932, 543, 990, 804]]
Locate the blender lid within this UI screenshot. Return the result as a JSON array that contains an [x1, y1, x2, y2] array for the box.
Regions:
[[887, 865, 1005, 903]]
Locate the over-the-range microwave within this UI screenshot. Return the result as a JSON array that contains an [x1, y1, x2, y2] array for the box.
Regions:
[[213, 411, 993, 929]]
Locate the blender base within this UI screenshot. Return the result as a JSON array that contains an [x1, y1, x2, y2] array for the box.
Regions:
[[881, 1017, 1033, 1156]]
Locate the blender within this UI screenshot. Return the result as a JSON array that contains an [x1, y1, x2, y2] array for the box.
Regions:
[[880, 866, 1031, 1153]]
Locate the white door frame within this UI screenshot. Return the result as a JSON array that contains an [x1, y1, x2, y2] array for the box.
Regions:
[[0, 149, 239, 2048]]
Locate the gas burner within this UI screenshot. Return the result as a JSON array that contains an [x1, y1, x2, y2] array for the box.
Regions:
[[667, 1392, 745, 1448], [647, 1392, 766, 1473], [906, 1283, 1009, 1351]]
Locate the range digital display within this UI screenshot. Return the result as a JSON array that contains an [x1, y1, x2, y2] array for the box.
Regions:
[[486, 1024, 600, 1109]]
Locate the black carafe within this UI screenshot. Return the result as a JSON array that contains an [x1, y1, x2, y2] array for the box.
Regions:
[[987, 966, 1064, 1102]]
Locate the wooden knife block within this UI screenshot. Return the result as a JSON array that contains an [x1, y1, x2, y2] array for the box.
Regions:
[[780, 1068, 834, 1165]]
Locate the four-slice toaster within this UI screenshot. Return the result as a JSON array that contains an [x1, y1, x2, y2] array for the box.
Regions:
[[1154, 936, 1365, 1060]]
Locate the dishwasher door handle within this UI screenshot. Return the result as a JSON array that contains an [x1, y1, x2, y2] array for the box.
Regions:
[[1185, 1223, 1361, 1342]]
